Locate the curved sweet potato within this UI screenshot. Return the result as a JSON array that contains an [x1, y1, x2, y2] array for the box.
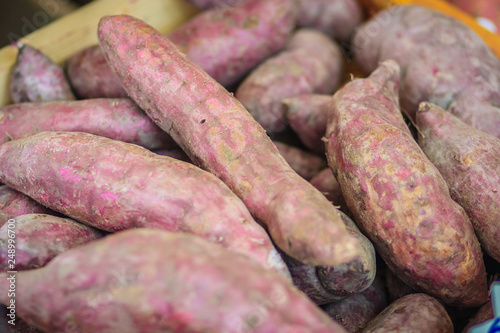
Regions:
[[0, 185, 52, 220], [0, 229, 347, 332]]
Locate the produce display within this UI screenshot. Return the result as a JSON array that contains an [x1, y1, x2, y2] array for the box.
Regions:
[[0, 0, 499, 331]]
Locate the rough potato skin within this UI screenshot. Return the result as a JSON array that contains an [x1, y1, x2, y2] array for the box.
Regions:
[[0, 214, 103, 271], [66, 45, 127, 99], [0, 98, 175, 150], [322, 277, 387, 333], [0, 229, 348, 333], [274, 141, 326, 180], [309, 168, 347, 213], [362, 294, 453, 333], [284, 94, 330, 154], [353, 5, 500, 138], [462, 302, 493, 333], [168, 0, 296, 87], [282, 211, 376, 305], [10, 43, 75, 103], [325, 60, 488, 307], [98, 15, 359, 267], [416, 102, 500, 264], [296, 0, 364, 41], [236, 29, 343, 134], [0, 185, 52, 221], [0, 132, 290, 278]]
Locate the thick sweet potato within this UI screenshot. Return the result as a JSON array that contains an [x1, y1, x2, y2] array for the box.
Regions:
[[0, 98, 175, 150], [462, 302, 494, 333], [296, 0, 364, 41], [325, 60, 487, 306], [0, 229, 348, 333], [168, 0, 296, 87], [416, 102, 500, 264], [322, 277, 387, 333], [283, 94, 330, 154], [362, 294, 453, 333], [0, 186, 52, 221], [282, 211, 376, 305], [274, 141, 326, 180], [10, 43, 75, 103], [0, 214, 103, 271], [66, 45, 127, 99], [309, 168, 347, 213], [353, 5, 500, 138], [236, 29, 343, 134], [0, 132, 289, 278], [98, 15, 359, 267]]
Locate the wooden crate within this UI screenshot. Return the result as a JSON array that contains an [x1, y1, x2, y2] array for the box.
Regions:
[[0, 0, 199, 107]]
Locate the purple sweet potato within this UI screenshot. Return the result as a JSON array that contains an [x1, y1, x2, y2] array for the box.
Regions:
[[362, 294, 453, 333], [0, 229, 348, 333], [10, 43, 75, 103], [0, 185, 52, 220], [66, 45, 127, 99], [168, 0, 296, 87], [274, 141, 326, 180], [325, 60, 487, 307], [0, 214, 103, 271], [236, 28, 343, 134], [0, 98, 175, 150], [353, 5, 500, 138], [98, 15, 359, 267], [322, 276, 387, 333], [416, 102, 500, 264], [0, 131, 290, 278], [282, 211, 376, 305], [186, 0, 244, 10], [283, 94, 330, 154], [309, 168, 347, 212], [462, 302, 494, 333], [296, 0, 363, 41]]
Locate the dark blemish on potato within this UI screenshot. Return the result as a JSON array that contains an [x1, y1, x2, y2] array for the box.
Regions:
[[200, 119, 206, 124]]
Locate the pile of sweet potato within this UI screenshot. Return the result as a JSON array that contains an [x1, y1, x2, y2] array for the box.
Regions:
[[0, 0, 499, 332]]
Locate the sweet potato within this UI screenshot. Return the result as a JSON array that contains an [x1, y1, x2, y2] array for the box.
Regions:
[[274, 141, 326, 180], [98, 14, 359, 267], [416, 102, 500, 264], [0, 229, 348, 333], [325, 60, 487, 306], [322, 276, 387, 333], [296, 0, 364, 41], [353, 5, 500, 138], [283, 94, 330, 154], [168, 0, 296, 87], [66, 45, 127, 99], [236, 29, 343, 134], [0, 214, 103, 271], [10, 43, 75, 103], [462, 302, 494, 333], [282, 211, 376, 305], [153, 148, 192, 163], [0, 185, 52, 221], [362, 294, 453, 332], [309, 168, 347, 213], [0, 131, 290, 278], [0, 98, 175, 150]]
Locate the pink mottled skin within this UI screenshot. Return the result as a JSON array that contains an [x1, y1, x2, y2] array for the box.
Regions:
[[0, 132, 290, 278], [0, 230, 348, 333], [283, 94, 330, 154], [273, 141, 326, 180], [0, 214, 103, 271], [236, 29, 343, 134], [322, 276, 387, 333], [0, 98, 175, 150], [0, 185, 53, 224], [168, 0, 296, 87], [296, 0, 364, 41], [462, 302, 493, 333], [282, 211, 376, 305], [309, 168, 348, 214], [67, 45, 128, 99], [362, 294, 453, 333], [98, 15, 359, 267], [10, 44, 75, 103], [416, 102, 500, 264], [186, 0, 244, 10], [353, 6, 500, 138], [325, 60, 487, 307]]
